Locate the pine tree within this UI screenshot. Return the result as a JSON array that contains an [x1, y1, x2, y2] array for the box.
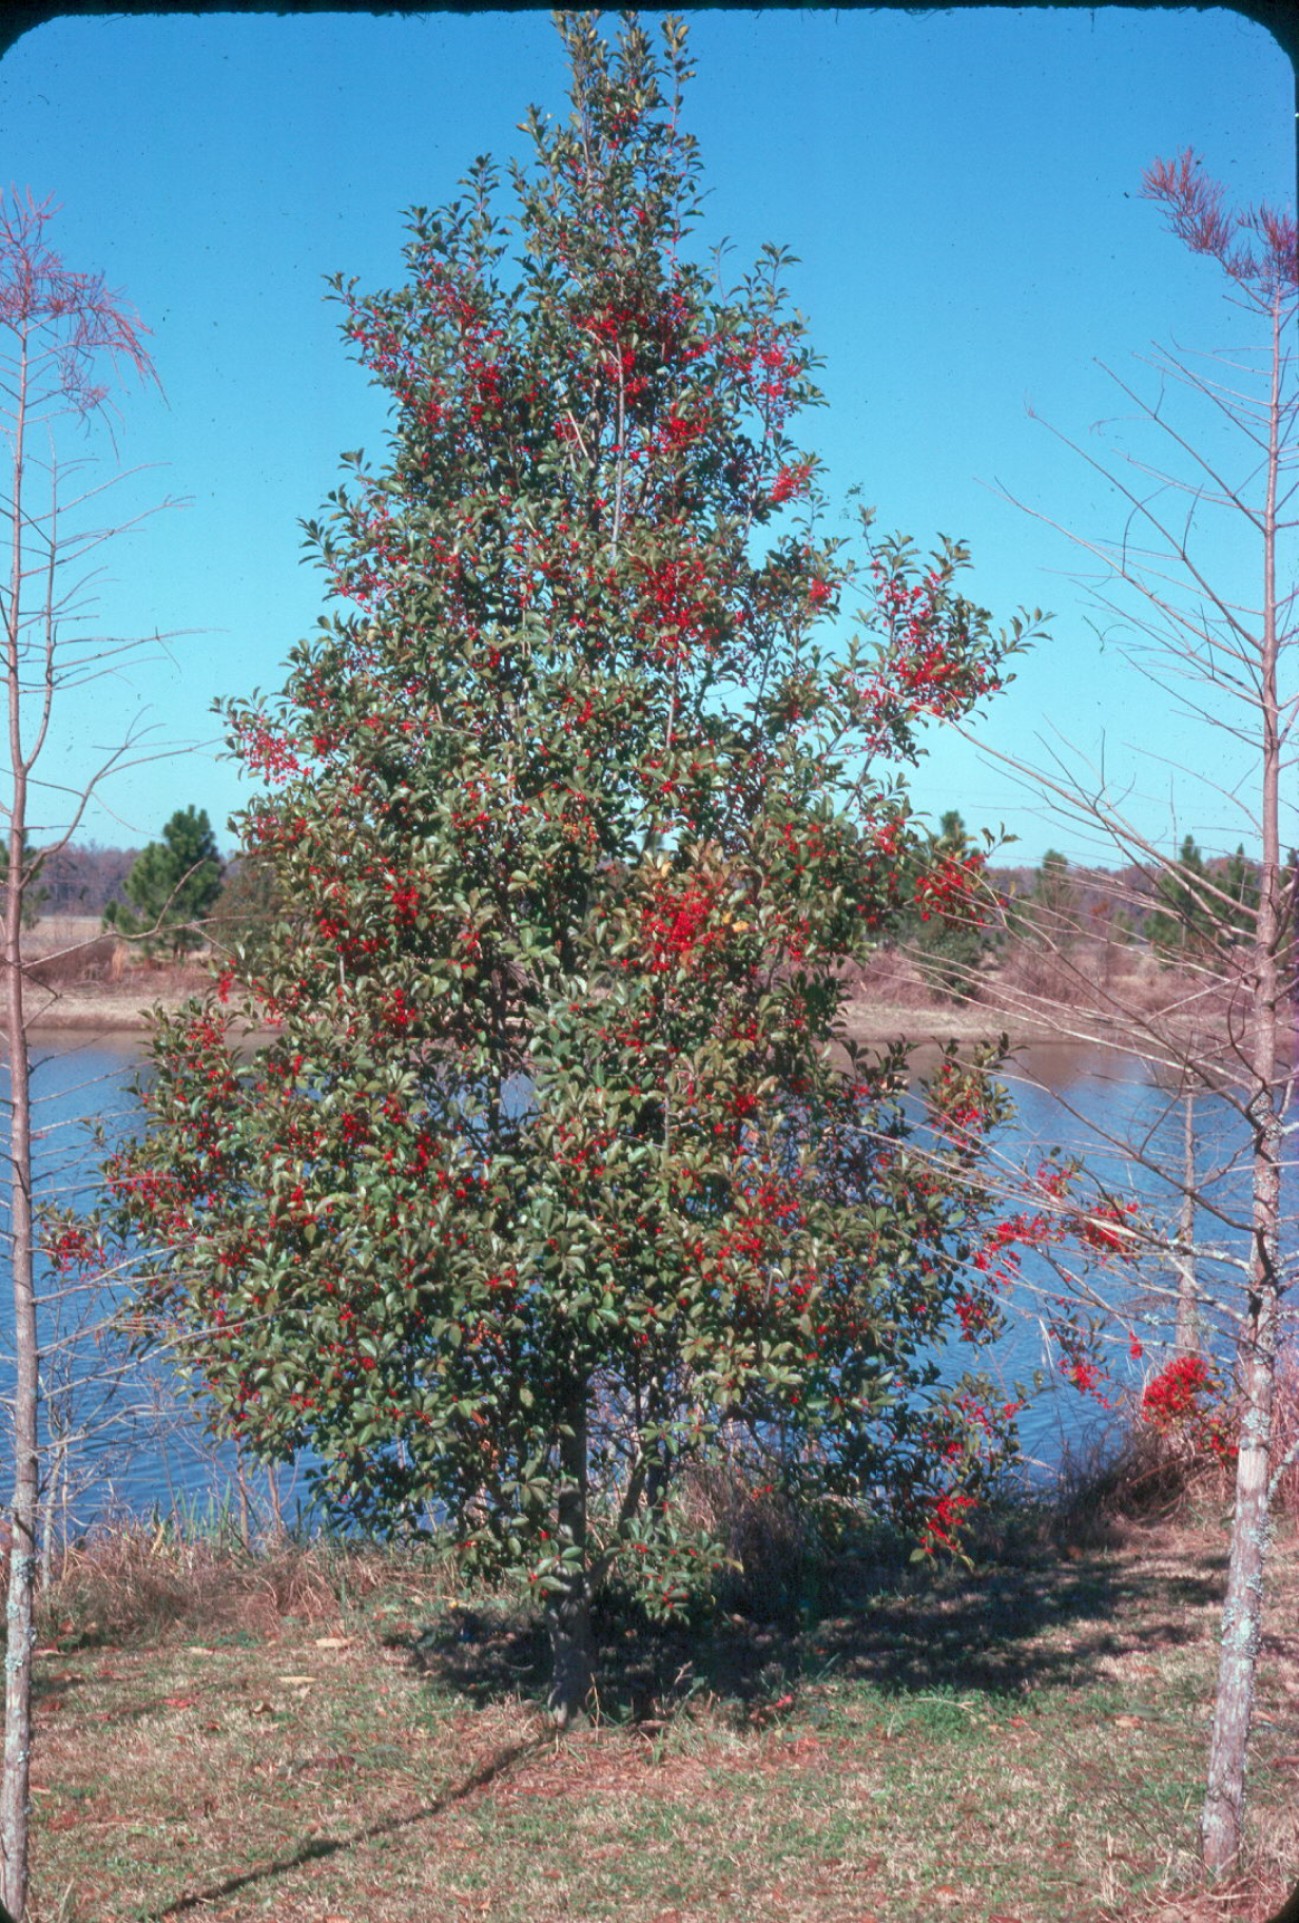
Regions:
[[105, 805, 223, 955]]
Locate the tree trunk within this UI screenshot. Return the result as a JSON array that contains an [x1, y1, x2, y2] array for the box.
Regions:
[[0, 195, 161, 1923], [0, 990, 37, 1922], [1200, 288, 1285, 1875], [1, 839, 37, 1923], [1201, 1043, 1282, 1872], [546, 1571, 595, 1729], [546, 1383, 594, 1728], [1201, 1313, 1277, 1869], [0, 357, 36, 1923]]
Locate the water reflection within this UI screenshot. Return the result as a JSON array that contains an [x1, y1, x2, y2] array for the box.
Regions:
[[1, 1029, 301, 1537]]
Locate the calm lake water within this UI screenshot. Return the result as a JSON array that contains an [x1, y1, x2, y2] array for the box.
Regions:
[[0, 1024, 1285, 1533]]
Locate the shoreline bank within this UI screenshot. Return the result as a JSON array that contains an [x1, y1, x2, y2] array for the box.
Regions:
[[17, 982, 1100, 1049], [19, 962, 1292, 1058]]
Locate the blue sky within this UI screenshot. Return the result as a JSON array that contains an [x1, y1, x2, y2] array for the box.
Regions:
[[0, 7, 1292, 864]]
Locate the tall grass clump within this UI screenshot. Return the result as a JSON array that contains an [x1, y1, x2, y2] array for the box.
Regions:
[[1050, 1347, 1299, 1543], [33, 1512, 459, 1648]]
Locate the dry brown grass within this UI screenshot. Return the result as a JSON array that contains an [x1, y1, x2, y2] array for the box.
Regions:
[[1050, 1356, 1299, 1555], [848, 944, 938, 1010], [21, 915, 105, 956], [22, 927, 122, 988], [836, 940, 1258, 1049], [1050, 1420, 1233, 1548], [37, 1524, 446, 1650], [990, 938, 1165, 1013], [23, 957, 211, 1029]]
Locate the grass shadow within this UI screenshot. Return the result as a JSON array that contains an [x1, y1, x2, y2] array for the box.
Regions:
[[813, 1532, 1226, 1698], [400, 1517, 1228, 1720]]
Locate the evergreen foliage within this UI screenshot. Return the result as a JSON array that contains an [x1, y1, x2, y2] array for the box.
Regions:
[[105, 806, 223, 955], [1144, 835, 1259, 960], [0, 836, 45, 931], [91, 16, 1046, 1715]]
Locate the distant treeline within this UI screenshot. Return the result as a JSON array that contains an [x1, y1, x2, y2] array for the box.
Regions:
[[18, 839, 1288, 963], [31, 842, 138, 917]]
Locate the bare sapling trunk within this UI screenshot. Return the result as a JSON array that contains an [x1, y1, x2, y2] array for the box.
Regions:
[[0, 191, 161, 1921], [546, 1381, 595, 1728], [0, 326, 38, 1923], [1200, 282, 1287, 1873], [0, 802, 37, 1923], [966, 155, 1296, 1884], [1201, 1032, 1282, 1867]]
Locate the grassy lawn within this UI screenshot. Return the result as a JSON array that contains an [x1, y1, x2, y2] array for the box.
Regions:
[[25, 1514, 1299, 1922]]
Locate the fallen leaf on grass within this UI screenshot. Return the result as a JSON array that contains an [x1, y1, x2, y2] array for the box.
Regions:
[[932, 1889, 962, 1906], [314, 1636, 352, 1650], [162, 1695, 198, 1710], [1113, 1714, 1143, 1728], [277, 1675, 317, 1687], [250, 1699, 277, 1716]]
